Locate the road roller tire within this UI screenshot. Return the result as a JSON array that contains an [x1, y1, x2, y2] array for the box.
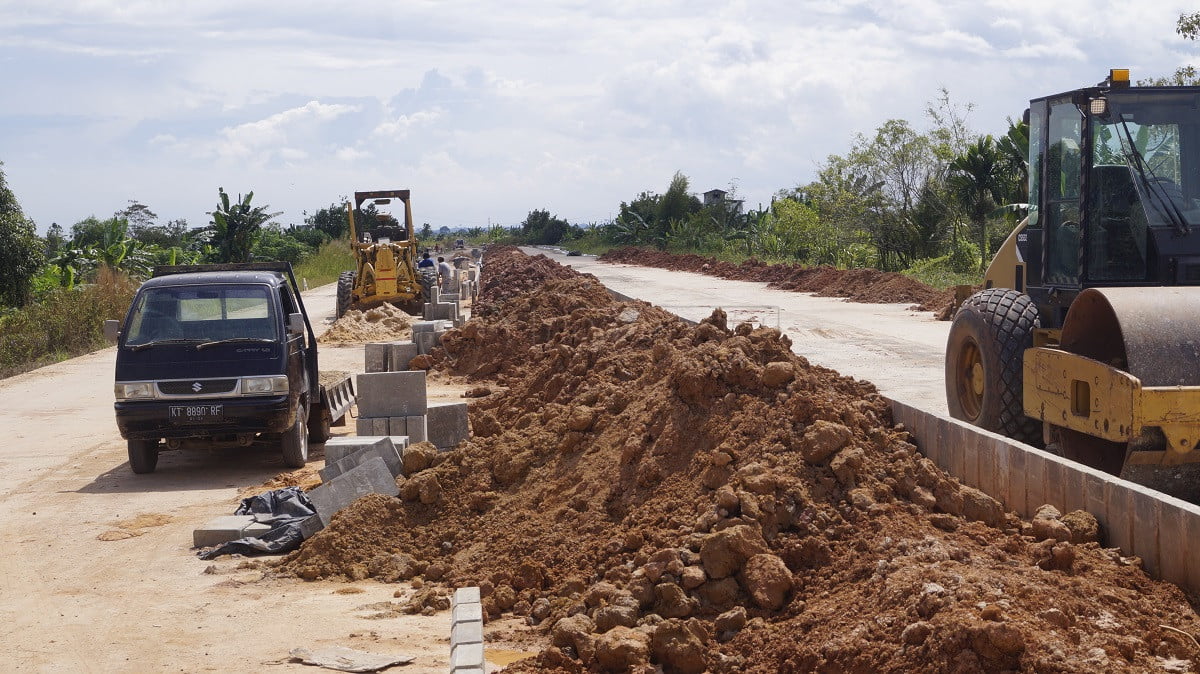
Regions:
[[335, 271, 354, 318], [946, 288, 1041, 444]]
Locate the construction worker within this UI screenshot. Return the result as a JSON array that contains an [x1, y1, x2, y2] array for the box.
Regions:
[[437, 256, 454, 292], [417, 251, 435, 269]]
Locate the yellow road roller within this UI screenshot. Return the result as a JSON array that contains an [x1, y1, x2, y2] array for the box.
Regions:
[[947, 69, 1200, 476]]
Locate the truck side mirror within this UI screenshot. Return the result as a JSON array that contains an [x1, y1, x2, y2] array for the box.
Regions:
[[104, 320, 121, 343], [287, 313, 304, 336]]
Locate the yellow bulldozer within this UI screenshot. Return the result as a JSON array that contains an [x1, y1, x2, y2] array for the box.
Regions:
[[335, 189, 434, 317], [946, 69, 1200, 484]]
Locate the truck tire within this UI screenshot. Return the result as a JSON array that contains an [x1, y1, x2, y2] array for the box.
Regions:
[[945, 288, 1041, 444], [308, 407, 332, 444], [419, 268, 437, 303], [128, 439, 159, 474], [281, 412, 310, 468], [336, 271, 355, 318]]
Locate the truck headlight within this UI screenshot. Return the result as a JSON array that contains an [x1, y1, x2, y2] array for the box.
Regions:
[[242, 375, 289, 394], [115, 382, 155, 400]]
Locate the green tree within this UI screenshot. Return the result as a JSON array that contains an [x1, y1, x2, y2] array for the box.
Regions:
[[995, 118, 1030, 205], [657, 172, 701, 229], [948, 136, 1004, 270], [209, 188, 279, 263], [519, 209, 571, 244], [44, 222, 65, 258], [305, 201, 350, 239], [0, 162, 44, 307], [253, 225, 315, 264], [116, 200, 157, 230]]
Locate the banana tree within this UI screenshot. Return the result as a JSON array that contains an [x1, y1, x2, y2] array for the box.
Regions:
[[210, 188, 279, 263]]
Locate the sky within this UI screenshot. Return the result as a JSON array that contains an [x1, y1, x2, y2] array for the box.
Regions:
[[1, 1, 1196, 234]]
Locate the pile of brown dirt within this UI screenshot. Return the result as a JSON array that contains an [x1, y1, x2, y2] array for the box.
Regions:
[[600, 247, 954, 316], [280, 247, 1200, 673], [474, 244, 583, 315], [319, 304, 414, 344]]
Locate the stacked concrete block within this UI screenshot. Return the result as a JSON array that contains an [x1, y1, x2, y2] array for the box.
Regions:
[[307, 456, 400, 527], [423, 301, 458, 322], [388, 415, 428, 443], [387, 341, 420, 372], [357, 371, 427, 417], [365, 343, 390, 373], [356, 416, 389, 436], [193, 515, 272, 548], [414, 330, 438, 355], [324, 436, 407, 464], [450, 587, 485, 673], [355, 371, 429, 442], [319, 436, 405, 482], [427, 402, 469, 450]]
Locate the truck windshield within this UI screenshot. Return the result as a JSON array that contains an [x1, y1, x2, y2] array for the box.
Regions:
[[124, 284, 277, 347]]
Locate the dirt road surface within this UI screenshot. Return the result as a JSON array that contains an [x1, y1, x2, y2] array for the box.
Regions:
[[528, 248, 952, 414], [0, 281, 456, 672]]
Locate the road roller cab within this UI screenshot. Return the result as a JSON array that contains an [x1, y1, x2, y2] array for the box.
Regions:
[[947, 69, 1200, 476]]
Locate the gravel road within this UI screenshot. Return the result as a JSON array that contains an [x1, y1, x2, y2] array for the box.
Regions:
[[0, 281, 452, 672]]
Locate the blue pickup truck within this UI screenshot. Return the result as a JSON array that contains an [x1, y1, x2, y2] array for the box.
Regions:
[[104, 263, 354, 474]]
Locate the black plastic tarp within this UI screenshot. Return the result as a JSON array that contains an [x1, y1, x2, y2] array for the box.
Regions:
[[198, 486, 317, 560]]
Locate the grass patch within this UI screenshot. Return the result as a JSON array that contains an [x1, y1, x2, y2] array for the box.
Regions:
[[293, 238, 355, 288], [0, 267, 137, 379], [901, 255, 983, 290]]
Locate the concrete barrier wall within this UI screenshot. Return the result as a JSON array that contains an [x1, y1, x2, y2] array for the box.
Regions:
[[889, 398, 1200, 593]]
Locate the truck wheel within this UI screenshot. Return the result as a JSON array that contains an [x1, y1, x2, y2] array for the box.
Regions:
[[308, 407, 332, 444], [419, 269, 437, 304], [336, 271, 355, 318], [945, 288, 1041, 444], [128, 439, 159, 474], [281, 413, 310, 468]]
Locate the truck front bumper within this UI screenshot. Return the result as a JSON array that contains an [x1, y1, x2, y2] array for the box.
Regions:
[[115, 395, 293, 440]]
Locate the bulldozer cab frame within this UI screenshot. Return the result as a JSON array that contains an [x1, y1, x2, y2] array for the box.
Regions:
[[349, 190, 414, 244], [987, 73, 1200, 330]]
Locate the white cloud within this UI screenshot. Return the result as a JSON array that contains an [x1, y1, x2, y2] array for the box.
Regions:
[[373, 108, 442, 139], [2, 0, 1196, 231], [335, 146, 369, 161], [214, 100, 359, 162]]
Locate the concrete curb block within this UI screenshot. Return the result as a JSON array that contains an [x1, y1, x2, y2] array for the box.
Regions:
[[193, 515, 272, 548], [450, 586, 484, 673], [888, 397, 1200, 592]]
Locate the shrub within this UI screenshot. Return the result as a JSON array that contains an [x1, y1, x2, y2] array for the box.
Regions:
[[0, 266, 136, 378]]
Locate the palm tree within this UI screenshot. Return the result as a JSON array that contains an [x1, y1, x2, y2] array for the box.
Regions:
[[948, 136, 1003, 270], [209, 188, 280, 263], [995, 119, 1030, 204]]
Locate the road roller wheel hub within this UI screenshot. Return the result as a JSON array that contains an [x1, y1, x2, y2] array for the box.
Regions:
[[956, 340, 984, 420]]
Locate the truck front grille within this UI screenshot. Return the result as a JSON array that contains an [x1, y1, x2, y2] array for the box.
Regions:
[[157, 379, 238, 396]]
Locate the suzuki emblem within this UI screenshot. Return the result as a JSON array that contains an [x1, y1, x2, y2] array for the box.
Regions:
[[191, 382, 203, 392]]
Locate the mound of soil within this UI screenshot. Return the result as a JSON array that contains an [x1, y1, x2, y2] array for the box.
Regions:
[[600, 247, 954, 316], [280, 247, 1200, 672], [320, 303, 414, 344]]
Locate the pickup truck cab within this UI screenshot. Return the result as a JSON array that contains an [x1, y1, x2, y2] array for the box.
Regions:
[[106, 263, 350, 474]]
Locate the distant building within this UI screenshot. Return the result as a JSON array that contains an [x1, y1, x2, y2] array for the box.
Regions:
[[702, 188, 744, 214]]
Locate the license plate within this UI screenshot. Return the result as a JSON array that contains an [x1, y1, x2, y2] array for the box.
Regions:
[[170, 404, 224, 423]]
